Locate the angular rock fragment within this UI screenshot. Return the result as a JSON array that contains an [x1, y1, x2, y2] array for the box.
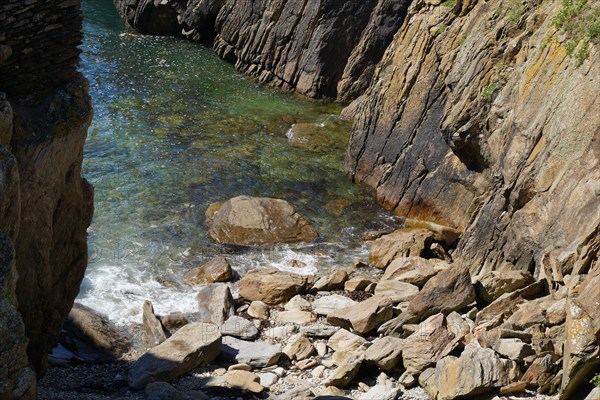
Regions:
[[239, 268, 308, 305]]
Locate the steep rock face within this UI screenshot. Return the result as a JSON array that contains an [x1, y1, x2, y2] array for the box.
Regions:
[[0, 0, 94, 391], [346, 0, 599, 277], [213, 0, 410, 98]]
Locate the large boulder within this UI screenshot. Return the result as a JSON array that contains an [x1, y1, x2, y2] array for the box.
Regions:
[[62, 303, 130, 361], [206, 196, 318, 246], [184, 256, 233, 285], [424, 343, 519, 400], [128, 323, 222, 389], [402, 314, 455, 374], [364, 336, 404, 370], [408, 266, 475, 321], [239, 268, 308, 305], [368, 228, 435, 268], [474, 270, 535, 304], [196, 284, 235, 326], [328, 295, 394, 334]]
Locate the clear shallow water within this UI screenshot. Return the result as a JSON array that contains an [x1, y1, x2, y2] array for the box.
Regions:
[[77, 0, 402, 325]]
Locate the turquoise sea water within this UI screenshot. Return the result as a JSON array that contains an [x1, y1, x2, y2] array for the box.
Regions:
[[77, 0, 400, 324]]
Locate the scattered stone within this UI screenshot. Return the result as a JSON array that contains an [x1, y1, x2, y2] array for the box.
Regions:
[[300, 324, 340, 338], [312, 295, 357, 317], [296, 359, 318, 370], [228, 363, 252, 371], [258, 372, 278, 387], [358, 384, 402, 400], [399, 371, 417, 388], [364, 337, 404, 370], [315, 342, 328, 357], [284, 295, 311, 311], [247, 301, 269, 320], [424, 342, 518, 400], [324, 351, 363, 387], [184, 256, 233, 285], [200, 370, 263, 393], [313, 270, 348, 291], [221, 316, 259, 340], [475, 270, 535, 304], [327, 329, 368, 354], [381, 257, 442, 287], [283, 335, 315, 361], [493, 338, 535, 361], [220, 336, 281, 368], [239, 268, 309, 305], [196, 284, 235, 326], [63, 303, 130, 361], [312, 365, 326, 378], [206, 196, 318, 245], [143, 300, 167, 348], [161, 312, 189, 331], [503, 299, 548, 330], [128, 323, 221, 389], [276, 310, 316, 324], [344, 276, 373, 292], [408, 266, 475, 320], [368, 228, 435, 268], [475, 281, 545, 325], [374, 280, 419, 303], [145, 381, 208, 400], [328, 295, 394, 334], [264, 325, 297, 339], [402, 314, 455, 375], [318, 386, 346, 397], [546, 297, 567, 325]]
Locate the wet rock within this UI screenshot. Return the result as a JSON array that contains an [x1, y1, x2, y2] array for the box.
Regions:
[[161, 312, 189, 331], [220, 316, 258, 340], [312, 294, 357, 317], [200, 370, 264, 393], [143, 300, 167, 348], [368, 229, 435, 268], [196, 283, 235, 326], [402, 314, 455, 374], [145, 381, 208, 400], [220, 336, 281, 368], [324, 350, 364, 387], [374, 280, 419, 303], [408, 266, 475, 321], [364, 337, 403, 370], [313, 270, 349, 291], [239, 268, 309, 305], [283, 334, 315, 361], [328, 295, 394, 334], [474, 270, 534, 304], [128, 322, 221, 389], [206, 196, 318, 245], [381, 257, 444, 287], [63, 303, 130, 361], [425, 343, 519, 400], [184, 256, 233, 285], [247, 301, 269, 320]]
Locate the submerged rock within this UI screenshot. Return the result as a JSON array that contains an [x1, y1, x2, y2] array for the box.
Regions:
[[206, 196, 318, 246], [128, 322, 222, 389]]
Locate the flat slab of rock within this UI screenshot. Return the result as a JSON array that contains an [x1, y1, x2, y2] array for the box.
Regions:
[[474, 270, 534, 304], [199, 370, 264, 393], [328, 295, 394, 334], [184, 256, 233, 285], [220, 336, 281, 368], [221, 316, 258, 340], [368, 228, 435, 268], [196, 284, 235, 326], [299, 324, 340, 338], [128, 323, 221, 389], [374, 280, 419, 303], [206, 196, 318, 245], [276, 310, 316, 324], [312, 294, 357, 317], [358, 385, 402, 400], [239, 268, 309, 305], [344, 276, 373, 292], [324, 350, 364, 388]]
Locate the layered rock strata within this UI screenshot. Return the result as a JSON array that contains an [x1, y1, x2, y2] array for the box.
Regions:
[[0, 0, 94, 397]]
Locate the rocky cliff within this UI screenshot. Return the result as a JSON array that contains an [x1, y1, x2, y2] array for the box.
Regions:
[[0, 0, 93, 398]]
